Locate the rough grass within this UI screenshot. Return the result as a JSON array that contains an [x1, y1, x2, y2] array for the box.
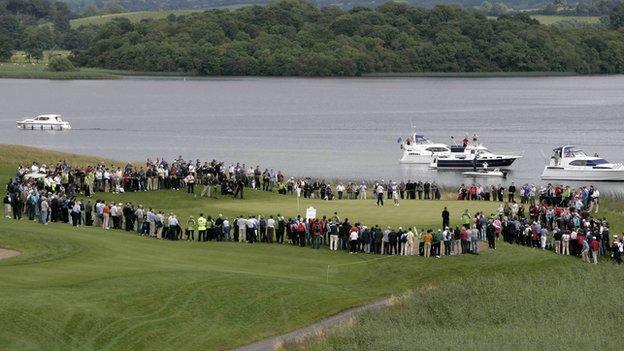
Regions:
[[0, 61, 120, 80], [290, 264, 624, 350], [0, 145, 622, 350]]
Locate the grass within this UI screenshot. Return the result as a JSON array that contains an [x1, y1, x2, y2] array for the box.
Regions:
[[290, 263, 624, 350], [70, 5, 255, 28], [1, 52, 122, 80], [0, 62, 121, 80], [0, 145, 623, 350]]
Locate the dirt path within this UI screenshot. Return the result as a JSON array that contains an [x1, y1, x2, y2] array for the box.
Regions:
[[231, 296, 400, 351], [0, 248, 20, 260]]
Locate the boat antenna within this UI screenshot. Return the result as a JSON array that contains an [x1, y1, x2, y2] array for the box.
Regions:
[[450, 135, 458, 146], [410, 118, 416, 130]]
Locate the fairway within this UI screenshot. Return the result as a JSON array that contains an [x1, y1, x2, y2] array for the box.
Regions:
[[1, 145, 623, 350]]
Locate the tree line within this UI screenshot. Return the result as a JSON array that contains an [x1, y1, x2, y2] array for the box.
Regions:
[[69, 0, 624, 76]]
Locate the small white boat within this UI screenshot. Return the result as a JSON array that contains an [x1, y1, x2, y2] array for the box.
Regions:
[[541, 145, 624, 181], [17, 114, 71, 131], [399, 133, 450, 164], [462, 168, 507, 178]]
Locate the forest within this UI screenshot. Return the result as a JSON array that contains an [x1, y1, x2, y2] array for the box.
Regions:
[[70, 0, 624, 75]]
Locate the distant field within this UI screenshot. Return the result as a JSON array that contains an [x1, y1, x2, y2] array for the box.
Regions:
[[10, 50, 70, 63], [0, 62, 121, 79], [487, 15, 601, 25], [70, 4, 253, 28], [1, 51, 120, 79], [531, 14, 601, 25]]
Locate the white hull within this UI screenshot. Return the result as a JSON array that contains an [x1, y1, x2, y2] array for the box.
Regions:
[[541, 168, 624, 181], [399, 154, 439, 164], [462, 171, 506, 178], [17, 123, 71, 131]]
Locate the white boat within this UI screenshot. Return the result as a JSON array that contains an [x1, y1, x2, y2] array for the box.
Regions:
[[430, 142, 522, 170], [462, 168, 507, 178], [541, 145, 624, 181], [16, 114, 71, 131], [399, 133, 450, 164]]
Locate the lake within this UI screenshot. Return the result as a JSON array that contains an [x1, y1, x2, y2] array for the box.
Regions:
[[1, 76, 623, 192]]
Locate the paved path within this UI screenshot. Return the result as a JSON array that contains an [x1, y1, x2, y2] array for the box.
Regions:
[[232, 296, 400, 351], [0, 248, 20, 260]]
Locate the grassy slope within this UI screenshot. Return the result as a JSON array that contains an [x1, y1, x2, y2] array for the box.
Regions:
[[0, 145, 623, 350], [70, 5, 254, 28]]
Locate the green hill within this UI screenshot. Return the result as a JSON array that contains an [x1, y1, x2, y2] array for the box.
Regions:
[[1, 145, 624, 349]]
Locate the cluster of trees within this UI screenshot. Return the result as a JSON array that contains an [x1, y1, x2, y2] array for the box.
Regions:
[[71, 0, 624, 76], [0, 0, 78, 60]]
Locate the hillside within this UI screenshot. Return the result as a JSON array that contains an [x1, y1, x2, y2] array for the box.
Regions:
[[71, 0, 624, 76], [60, 0, 591, 13]]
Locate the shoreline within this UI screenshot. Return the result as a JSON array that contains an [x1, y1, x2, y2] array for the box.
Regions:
[[2, 69, 611, 81]]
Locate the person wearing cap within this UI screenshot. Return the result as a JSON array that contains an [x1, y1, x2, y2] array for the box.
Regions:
[[590, 236, 600, 264]]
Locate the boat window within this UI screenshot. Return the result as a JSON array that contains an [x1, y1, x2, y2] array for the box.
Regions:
[[37, 117, 49, 121], [569, 160, 587, 166], [565, 148, 587, 157], [425, 147, 448, 152], [587, 159, 609, 166]]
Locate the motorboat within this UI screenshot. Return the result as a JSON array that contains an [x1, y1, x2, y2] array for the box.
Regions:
[[462, 168, 507, 178], [399, 133, 450, 164], [541, 145, 624, 181], [430, 142, 522, 170], [16, 114, 71, 130]]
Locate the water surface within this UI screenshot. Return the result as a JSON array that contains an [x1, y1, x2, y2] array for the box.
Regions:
[[1, 76, 623, 192]]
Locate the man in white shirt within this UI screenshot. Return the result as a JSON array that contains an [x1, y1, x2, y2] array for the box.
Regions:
[[590, 188, 600, 213], [359, 183, 367, 200], [376, 184, 384, 206], [246, 216, 257, 243], [266, 215, 276, 243], [237, 216, 247, 243], [336, 184, 345, 200]]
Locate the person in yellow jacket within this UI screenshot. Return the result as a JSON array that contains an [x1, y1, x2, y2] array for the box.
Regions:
[[197, 214, 207, 242]]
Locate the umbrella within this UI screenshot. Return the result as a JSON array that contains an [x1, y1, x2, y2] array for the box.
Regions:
[[23, 172, 46, 180]]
